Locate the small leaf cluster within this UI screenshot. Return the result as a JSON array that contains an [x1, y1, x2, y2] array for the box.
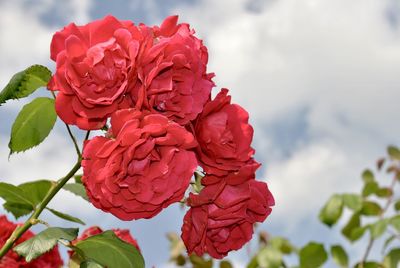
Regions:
[[0, 65, 57, 155]]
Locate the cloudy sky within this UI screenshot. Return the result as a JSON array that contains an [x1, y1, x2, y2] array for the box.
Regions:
[[0, 0, 400, 267]]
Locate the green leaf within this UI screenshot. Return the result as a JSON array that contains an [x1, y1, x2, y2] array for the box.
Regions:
[[14, 227, 78, 262], [350, 226, 367, 242], [383, 249, 400, 268], [394, 200, 400, 211], [299, 242, 328, 268], [383, 235, 396, 253], [342, 194, 363, 211], [342, 213, 363, 242], [361, 201, 382, 216], [80, 261, 104, 268], [19, 180, 52, 206], [9, 97, 57, 154], [220, 260, 233, 268], [369, 219, 388, 239], [74, 175, 83, 184], [63, 183, 89, 201], [68, 254, 81, 268], [1, 180, 52, 218], [257, 247, 282, 268], [0, 65, 51, 105], [376, 187, 392, 198], [354, 262, 382, 268], [189, 255, 213, 268], [246, 256, 258, 268], [73, 231, 145, 268], [46, 208, 85, 225], [269, 237, 295, 254], [362, 181, 379, 197], [175, 254, 186, 266], [0, 182, 34, 206], [319, 194, 343, 227], [389, 215, 400, 232], [388, 145, 400, 160], [3, 201, 34, 218], [362, 169, 375, 183], [331, 245, 348, 268], [69, 254, 102, 268]]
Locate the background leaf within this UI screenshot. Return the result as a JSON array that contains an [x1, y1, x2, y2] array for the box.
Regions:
[[387, 145, 400, 160], [361, 201, 382, 216], [46, 207, 85, 225], [3, 202, 34, 218], [73, 230, 145, 268], [14, 227, 78, 262], [383, 248, 400, 268], [0, 65, 51, 105], [219, 260, 233, 268], [331, 245, 348, 267], [362, 181, 379, 197], [269, 237, 295, 254], [0, 182, 34, 206], [19, 180, 52, 206], [362, 169, 375, 183], [256, 247, 282, 268], [389, 215, 400, 232], [369, 219, 388, 239], [342, 194, 363, 211], [9, 97, 57, 154], [319, 194, 343, 227], [341, 213, 363, 242], [299, 242, 328, 268], [63, 183, 89, 201]]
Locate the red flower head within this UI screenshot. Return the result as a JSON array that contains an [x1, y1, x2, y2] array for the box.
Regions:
[[82, 108, 198, 220], [131, 15, 214, 125], [181, 178, 274, 259], [195, 88, 255, 176], [49, 15, 147, 130], [0, 215, 63, 268]]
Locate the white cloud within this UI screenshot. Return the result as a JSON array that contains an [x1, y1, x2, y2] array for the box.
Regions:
[[175, 0, 400, 219], [266, 141, 349, 226]]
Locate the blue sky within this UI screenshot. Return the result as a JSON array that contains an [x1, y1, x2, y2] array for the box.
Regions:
[[0, 0, 400, 267]]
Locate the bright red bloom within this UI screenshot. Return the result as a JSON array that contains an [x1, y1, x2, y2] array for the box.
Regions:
[[49, 15, 146, 130], [131, 16, 214, 125], [82, 108, 198, 220], [195, 88, 255, 176], [74, 226, 140, 251], [0, 216, 63, 268], [181, 179, 274, 259]]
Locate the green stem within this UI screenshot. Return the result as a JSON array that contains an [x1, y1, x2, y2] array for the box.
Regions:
[[50, 91, 81, 157], [65, 124, 81, 158], [0, 160, 81, 260], [359, 174, 398, 267]]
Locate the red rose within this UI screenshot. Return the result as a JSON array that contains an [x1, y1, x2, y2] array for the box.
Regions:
[[131, 16, 214, 125], [195, 88, 255, 176], [181, 179, 274, 258], [82, 108, 198, 220], [49, 15, 145, 130], [0, 215, 63, 268], [73, 226, 140, 251]]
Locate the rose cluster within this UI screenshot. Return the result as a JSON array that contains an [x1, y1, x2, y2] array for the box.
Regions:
[[0, 216, 62, 268], [50, 15, 274, 258]]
